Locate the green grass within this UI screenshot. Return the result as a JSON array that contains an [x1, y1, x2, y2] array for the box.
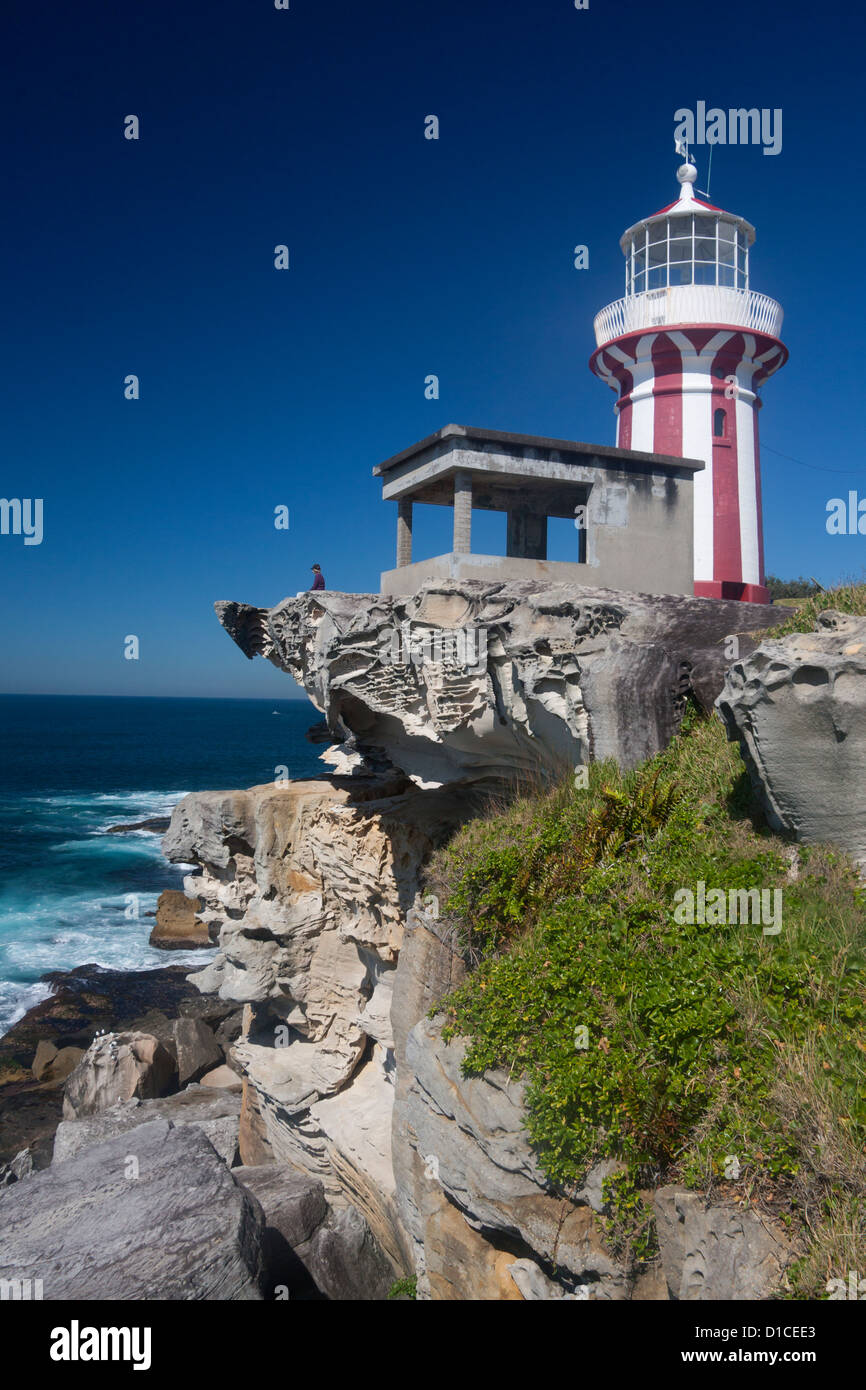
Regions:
[[765, 580, 866, 638], [426, 709, 866, 1298]]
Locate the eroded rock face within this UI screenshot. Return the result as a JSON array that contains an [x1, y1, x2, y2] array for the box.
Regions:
[[653, 1187, 792, 1300], [717, 611, 866, 870], [163, 773, 466, 1273], [216, 582, 782, 788]]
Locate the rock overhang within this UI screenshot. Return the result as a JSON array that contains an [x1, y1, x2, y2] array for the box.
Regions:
[[214, 580, 787, 790]]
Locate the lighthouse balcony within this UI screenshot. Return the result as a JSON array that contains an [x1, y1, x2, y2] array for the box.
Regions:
[[593, 285, 784, 349]]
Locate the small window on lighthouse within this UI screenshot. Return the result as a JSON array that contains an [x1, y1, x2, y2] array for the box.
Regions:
[[713, 408, 727, 439]]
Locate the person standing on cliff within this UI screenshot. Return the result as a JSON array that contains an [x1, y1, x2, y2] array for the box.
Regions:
[[310, 564, 325, 591]]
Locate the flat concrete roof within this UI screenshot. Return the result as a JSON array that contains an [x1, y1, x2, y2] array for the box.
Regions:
[[372, 423, 705, 478]]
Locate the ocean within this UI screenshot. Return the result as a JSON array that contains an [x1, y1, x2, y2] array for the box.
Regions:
[[0, 695, 324, 1035]]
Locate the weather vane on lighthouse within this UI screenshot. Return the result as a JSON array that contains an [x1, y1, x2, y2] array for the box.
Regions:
[[674, 136, 713, 200], [589, 151, 787, 603]]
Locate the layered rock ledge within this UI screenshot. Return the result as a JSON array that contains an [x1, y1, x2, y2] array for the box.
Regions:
[[215, 581, 783, 787]]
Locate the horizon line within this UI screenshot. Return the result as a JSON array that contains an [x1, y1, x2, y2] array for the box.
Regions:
[[0, 692, 311, 702]]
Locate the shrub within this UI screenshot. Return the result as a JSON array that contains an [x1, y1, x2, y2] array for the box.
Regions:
[[429, 712, 866, 1295], [387, 1275, 418, 1300]]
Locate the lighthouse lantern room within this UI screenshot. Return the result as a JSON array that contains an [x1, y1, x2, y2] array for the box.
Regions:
[[589, 160, 787, 603]]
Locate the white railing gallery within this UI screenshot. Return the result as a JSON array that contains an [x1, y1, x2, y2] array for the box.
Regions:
[[593, 286, 784, 348]]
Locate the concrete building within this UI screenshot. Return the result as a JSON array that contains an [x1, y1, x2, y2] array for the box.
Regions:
[[590, 160, 787, 603], [375, 424, 701, 598], [374, 160, 785, 604]]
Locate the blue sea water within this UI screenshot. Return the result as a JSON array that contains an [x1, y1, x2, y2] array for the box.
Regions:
[[0, 695, 324, 1035]]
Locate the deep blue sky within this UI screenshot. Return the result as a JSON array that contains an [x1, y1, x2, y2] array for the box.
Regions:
[[2, 0, 864, 697]]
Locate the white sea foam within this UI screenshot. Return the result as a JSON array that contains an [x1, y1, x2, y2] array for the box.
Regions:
[[0, 979, 53, 1036], [0, 785, 210, 1038], [29, 791, 190, 808], [50, 836, 167, 859]]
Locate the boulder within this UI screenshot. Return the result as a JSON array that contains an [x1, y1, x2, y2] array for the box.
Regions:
[[199, 1064, 243, 1091], [173, 1017, 223, 1087], [31, 1041, 84, 1085], [192, 1115, 241, 1168], [233, 1165, 395, 1300], [232, 1163, 328, 1297], [149, 889, 211, 949], [0, 1148, 34, 1187], [125, 1009, 178, 1057], [309, 1203, 396, 1302], [717, 610, 866, 871], [53, 1087, 242, 1168], [0, 964, 210, 1169], [212, 1007, 246, 1053], [0, 1119, 264, 1300], [31, 1040, 57, 1080], [62, 1032, 177, 1120], [653, 1186, 793, 1300]]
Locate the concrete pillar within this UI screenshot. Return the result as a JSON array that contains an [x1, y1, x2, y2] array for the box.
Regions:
[[506, 508, 548, 560], [453, 470, 472, 553], [396, 499, 413, 567]]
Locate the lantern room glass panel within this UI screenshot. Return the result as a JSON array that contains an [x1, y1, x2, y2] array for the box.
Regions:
[[648, 237, 666, 290], [669, 235, 691, 285], [619, 211, 753, 301], [737, 242, 748, 287]]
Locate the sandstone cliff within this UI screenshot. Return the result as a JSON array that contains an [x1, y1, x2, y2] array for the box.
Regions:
[[160, 581, 792, 1298]]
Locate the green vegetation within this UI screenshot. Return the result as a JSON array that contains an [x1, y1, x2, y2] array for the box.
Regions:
[[765, 580, 866, 638], [387, 1275, 418, 1300], [426, 702, 866, 1298], [601, 1170, 658, 1267]]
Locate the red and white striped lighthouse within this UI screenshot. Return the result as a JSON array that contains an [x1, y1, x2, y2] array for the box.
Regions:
[[589, 161, 787, 603]]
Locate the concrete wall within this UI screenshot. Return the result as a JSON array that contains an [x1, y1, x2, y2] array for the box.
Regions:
[[381, 464, 695, 597], [381, 544, 690, 598], [579, 463, 694, 594]]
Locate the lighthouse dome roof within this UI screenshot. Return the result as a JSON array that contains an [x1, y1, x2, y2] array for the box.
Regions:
[[619, 162, 756, 252]]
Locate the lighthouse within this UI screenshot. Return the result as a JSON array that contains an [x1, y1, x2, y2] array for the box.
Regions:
[[589, 160, 787, 603]]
